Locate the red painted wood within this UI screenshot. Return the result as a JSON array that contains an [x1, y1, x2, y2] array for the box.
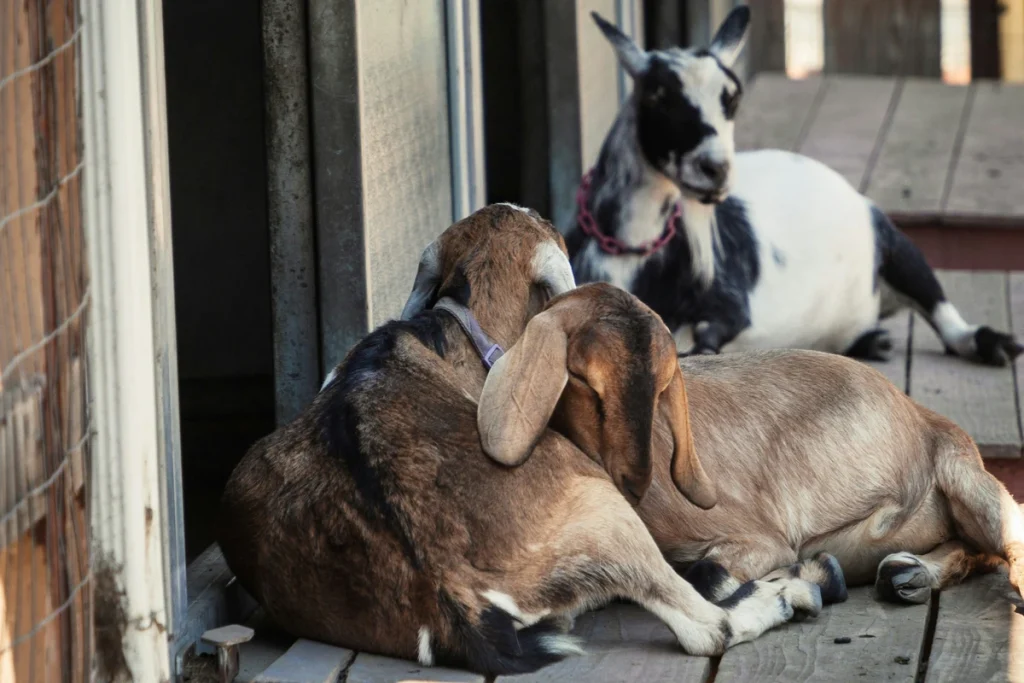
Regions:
[[897, 223, 1024, 271], [984, 459, 1024, 501]]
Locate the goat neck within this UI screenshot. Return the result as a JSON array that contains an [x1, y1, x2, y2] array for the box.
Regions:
[[586, 100, 717, 283]]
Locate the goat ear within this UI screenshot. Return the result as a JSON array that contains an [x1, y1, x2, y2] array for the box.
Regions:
[[591, 12, 648, 78], [478, 311, 569, 466], [662, 365, 717, 509], [709, 6, 750, 68], [401, 240, 441, 320]]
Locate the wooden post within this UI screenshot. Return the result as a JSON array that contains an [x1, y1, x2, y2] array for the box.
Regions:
[[747, 0, 786, 77], [262, 0, 321, 424], [823, 0, 942, 77], [970, 0, 1003, 79], [643, 0, 685, 49], [82, 0, 179, 678]]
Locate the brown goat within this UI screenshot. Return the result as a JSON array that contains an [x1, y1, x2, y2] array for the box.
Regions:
[[481, 282, 1024, 607], [218, 205, 824, 678]]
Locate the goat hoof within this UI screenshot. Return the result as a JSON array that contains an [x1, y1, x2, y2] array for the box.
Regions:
[[847, 329, 893, 361], [784, 581, 822, 620], [812, 552, 849, 604], [876, 553, 934, 604], [802, 552, 851, 606], [975, 327, 1023, 367]]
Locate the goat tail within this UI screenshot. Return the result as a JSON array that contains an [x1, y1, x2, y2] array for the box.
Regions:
[[429, 590, 583, 676], [931, 418, 1024, 575]]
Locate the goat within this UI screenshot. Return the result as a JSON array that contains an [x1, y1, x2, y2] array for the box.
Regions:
[[480, 281, 1024, 609], [565, 7, 1022, 367], [217, 204, 825, 677]]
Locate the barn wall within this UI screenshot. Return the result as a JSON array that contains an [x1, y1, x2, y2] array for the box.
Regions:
[[1, 0, 91, 680], [308, 0, 458, 371]]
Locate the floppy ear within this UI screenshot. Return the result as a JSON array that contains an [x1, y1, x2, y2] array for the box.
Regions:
[[709, 6, 750, 68], [662, 365, 717, 509], [478, 311, 569, 466], [401, 240, 441, 320], [591, 12, 649, 78]]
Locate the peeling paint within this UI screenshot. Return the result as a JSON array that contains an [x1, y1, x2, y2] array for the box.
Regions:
[[94, 553, 131, 682]]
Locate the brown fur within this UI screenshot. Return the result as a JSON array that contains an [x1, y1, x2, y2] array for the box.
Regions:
[[517, 283, 1024, 603], [218, 206, 820, 677]]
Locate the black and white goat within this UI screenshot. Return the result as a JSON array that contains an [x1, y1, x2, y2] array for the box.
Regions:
[[566, 7, 1022, 366]]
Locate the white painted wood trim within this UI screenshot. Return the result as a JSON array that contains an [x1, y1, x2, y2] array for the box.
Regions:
[[137, 0, 188, 643], [82, 0, 179, 679], [446, 0, 487, 219]]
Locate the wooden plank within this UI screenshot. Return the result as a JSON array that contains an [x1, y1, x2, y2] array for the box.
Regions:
[[909, 270, 1022, 458], [235, 609, 297, 682], [716, 587, 930, 683], [823, 0, 941, 78], [945, 82, 1024, 221], [346, 653, 483, 683], [925, 572, 1024, 682], [735, 74, 824, 153], [797, 76, 898, 191], [253, 639, 353, 683], [504, 603, 711, 683], [866, 311, 912, 392], [864, 80, 971, 218]]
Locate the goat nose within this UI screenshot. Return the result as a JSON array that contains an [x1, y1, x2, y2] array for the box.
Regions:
[[698, 157, 729, 186]]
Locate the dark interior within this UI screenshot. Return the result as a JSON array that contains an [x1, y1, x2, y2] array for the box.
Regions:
[[163, 0, 275, 561]]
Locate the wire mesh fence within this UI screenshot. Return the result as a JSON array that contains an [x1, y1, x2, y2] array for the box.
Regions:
[[0, 0, 91, 681]]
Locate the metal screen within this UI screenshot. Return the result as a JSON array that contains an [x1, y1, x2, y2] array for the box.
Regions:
[[0, 0, 91, 681]]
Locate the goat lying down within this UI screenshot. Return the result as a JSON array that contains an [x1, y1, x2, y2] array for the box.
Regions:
[[567, 7, 1023, 366], [483, 282, 1024, 609], [217, 205, 827, 678]]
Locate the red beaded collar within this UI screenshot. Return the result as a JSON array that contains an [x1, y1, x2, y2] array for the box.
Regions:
[[575, 169, 681, 257]]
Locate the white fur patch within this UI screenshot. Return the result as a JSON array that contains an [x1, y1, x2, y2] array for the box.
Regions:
[[932, 301, 977, 355], [679, 199, 717, 286], [723, 151, 882, 354], [585, 240, 645, 292], [538, 634, 585, 657], [482, 590, 551, 628], [719, 583, 794, 645], [498, 202, 533, 214], [320, 366, 339, 392], [417, 626, 433, 666], [532, 241, 576, 297]]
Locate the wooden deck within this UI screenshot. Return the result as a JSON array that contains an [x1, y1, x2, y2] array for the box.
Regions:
[[737, 74, 1024, 270], [224, 573, 1024, 682], [868, 270, 1024, 463]]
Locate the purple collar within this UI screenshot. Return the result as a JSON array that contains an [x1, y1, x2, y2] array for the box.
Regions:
[[434, 298, 505, 370]]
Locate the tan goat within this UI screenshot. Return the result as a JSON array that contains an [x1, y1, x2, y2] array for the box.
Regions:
[[480, 282, 1024, 606], [218, 204, 826, 677]]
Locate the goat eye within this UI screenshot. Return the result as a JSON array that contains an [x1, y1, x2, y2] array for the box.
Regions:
[[721, 89, 741, 119]]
